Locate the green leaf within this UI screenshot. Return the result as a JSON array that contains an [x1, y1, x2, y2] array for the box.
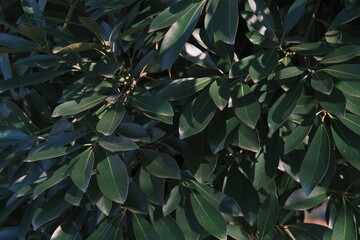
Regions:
[[339, 113, 360, 135], [139, 168, 165, 206], [52, 95, 107, 117], [0, 33, 41, 50], [153, 215, 185, 240], [300, 124, 330, 195], [274, 67, 305, 80], [99, 136, 138, 152], [32, 193, 71, 230], [235, 123, 260, 153], [176, 200, 201, 240], [344, 92, 360, 115], [140, 149, 181, 180], [117, 123, 150, 142], [204, 0, 239, 44], [78, 17, 104, 40], [96, 101, 125, 135], [284, 123, 313, 154], [331, 203, 358, 240], [133, 214, 161, 240], [321, 64, 360, 79], [257, 192, 279, 239], [127, 95, 174, 116], [163, 186, 181, 216], [209, 78, 230, 110], [229, 53, 258, 78], [336, 79, 360, 97], [321, 45, 360, 63], [311, 72, 333, 95], [233, 82, 261, 129], [190, 193, 227, 240], [282, 0, 307, 35], [187, 180, 242, 217], [289, 42, 334, 55], [0, 70, 69, 93], [149, 0, 196, 32], [329, 1, 360, 30], [60, 42, 102, 52], [50, 211, 87, 240], [71, 149, 95, 193], [87, 218, 114, 240], [268, 80, 304, 133], [25, 145, 83, 161], [249, 48, 279, 81], [227, 225, 251, 240], [21, 0, 44, 27], [159, 0, 205, 70], [124, 180, 148, 215], [181, 43, 218, 70], [96, 152, 129, 203], [156, 77, 213, 101], [179, 91, 217, 139], [316, 87, 346, 118], [331, 119, 360, 170], [284, 186, 328, 210]]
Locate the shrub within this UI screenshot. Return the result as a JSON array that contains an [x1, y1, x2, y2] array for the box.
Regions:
[[0, 0, 360, 239]]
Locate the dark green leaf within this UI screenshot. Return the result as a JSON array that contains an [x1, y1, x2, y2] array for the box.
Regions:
[[336, 79, 360, 97], [316, 87, 346, 118], [133, 214, 161, 240], [139, 168, 165, 206], [229, 53, 258, 78], [99, 136, 138, 152], [235, 123, 260, 153], [233, 82, 260, 129], [181, 43, 218, 69], [124, 180, 148, 215], [97, 101, 125, 135], [284, 123, 313, 154], [60, 42, 102, 52], [311, 72, 333, 95], [50, 211, 87, 240], [78, 17, 103, 40], [339, 113, 360, 135], [321, 45, 360, 63], [163, 186, 182, 216], [159, 1, 205, 70], [140, 149, 180, 180], [284, 186, 328, 210], [248, 0, 277, 41], [179, 91, 217, 139], [274, 66, 305, 80], [249, 48, 278, 81], [0, 33, 41, 50], [300, 124, 330, 195], [25, 145, 83, 161], [321, 64, 360, 79], [344, 92, 360, 115], [190, 193, 227, 240], [71, 149, 95, 193], [87, 218, 114, 240], [282, 0, 307, 35], [329, 1, 360, 30], [153, 215, 185, 240], [96, 152, 129, 203], [52, 95, 107, 117], [331, 203, 357, 240], [127, 95, 174, 117], [117, 123, 150, 142], [227, 225, 251, 240], [268, 80, 304, 133], [256, 192, 279, 239], [176, 200, 201, 240], [209, 78, 230, 110], [64, 185, 83, 206]]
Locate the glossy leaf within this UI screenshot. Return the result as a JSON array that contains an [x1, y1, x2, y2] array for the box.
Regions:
[[284, 123, 313, 154], [321, 64, 360, 79], [190, 193, 227, 240], [124, 180, 148, 215], [316, 87, 346, 118], [311, 72, 333, 95], [282, 0, 307, 35], [209, 78, 230, 110], [274, 66, 305, 80], [71, 149, 95, 193], [249, 48, 278, 81], [227, 225, 251, 240], [139, 167, 165, 206], [132, 214, 161, 240], [153, 215, 185, 240], [257, 192, 279, 239], [128, 95, 174, 117], [25, 145, 83, 161], [0, 33, 41, 50], [331, 203, 358, 240], [339, 113, 360, 135], [268, 80, 304, 133], [96, 101, 125, 135], [336, 79, 360, 97], [99, 136, 138, 152], [328, 1, 360, 30], [163, 185, 182, 216], [233, 82, 260, 128], [248, 0, 277, 41], [300, 125, 330, 195], [235, 123, 260, 153], [284, 187, 328, 210], [321, 45, 360, 63], [96, 152, 129, 203], [181, 43, 218, 70]]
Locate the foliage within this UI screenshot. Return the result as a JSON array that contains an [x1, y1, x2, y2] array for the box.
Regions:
[[0, 0, 360, 239]]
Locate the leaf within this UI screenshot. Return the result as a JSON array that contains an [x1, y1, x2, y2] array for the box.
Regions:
[[117, 123, 149, 142], [336, 79, 360, 97], [240, 11, 277, 42], [186, 180, 242, 217], [321, 64, 360, 79], [235, 123, 260, 153], [321, 45, 360, 63], [156, 77, 213, 101], [0, 33, 41, 50], [71, 149, 95, 193], [344, 92, 360, 115], [181, 43, 218, 70], [204, 0, 239, 44], [289, 42, 334, 55], [331, 119, 360, 170], [209, 78, 230, 110], [316, 87, 346, 118], [179, 91, 217, 139], [159, 0, 205, 70], [227, 225, 251, 240], [299, 124, 330, 195], [284, 123, 313, 154], [78, 17, 103, 40], [59, 42, 102, 52], [274, 67, 305, 80], [176, 200, 201, 240], [21, 0, 44, 26], [329, 1, 360, 30], [257, 192, 279, 239], [86, 218, 114, 240], [0, 70, 69, 93], [233, 82, 261, 128], [249, 48, 279, 81], [50, 211, 87, 240], [163, 186, 182, 216], [25, 145, 83, 161], [140, 149, 181, 180], [96, 152, 129, 203], [153, 215, 185, 240], [229, 53, 258, 78], [339, 113, 360, 135], [52, 95, 107, 117], [268, 80, 304, 133], [311, 72, 333, 95], [139, 168, 165, 206], [282, 0, 307, 35], [331, 203, 358, 240], [149, 0, 196, 32], [284, 186, 328, 210], [32, 193, 71, 230], [248, 0, 277, 41], [127, 95, 174, 116], [124, 180, 148, 215], [96, 101, 125, 135], [99, 136, 138, 152], [190, 193, 227, 240], [132, 214, 161, 240]]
